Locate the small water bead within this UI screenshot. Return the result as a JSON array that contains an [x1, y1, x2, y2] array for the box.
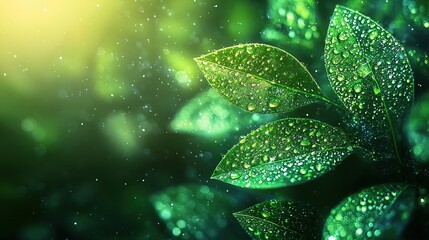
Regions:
[[230, 172, 240, 179], [300, 139, 311, 146], [261, 211, 270, 218], [367, 29, 378, 40], [353, 84, 363, 93], [247, 104, 256, 111], [268, 99, 279, 108], [332, 55, 342, 65], [338, 32, 349, 41], [246, 45, 254, 54]]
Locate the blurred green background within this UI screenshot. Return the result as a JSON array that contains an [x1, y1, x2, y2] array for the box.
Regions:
[[0, 0, 428, 239]]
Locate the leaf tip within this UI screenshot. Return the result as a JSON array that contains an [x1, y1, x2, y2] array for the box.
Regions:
[[210, 173, 220, 181], [193, 56, 202, 63]]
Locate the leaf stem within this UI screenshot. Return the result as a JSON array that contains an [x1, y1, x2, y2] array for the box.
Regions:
[[321, 96, 348, 112]]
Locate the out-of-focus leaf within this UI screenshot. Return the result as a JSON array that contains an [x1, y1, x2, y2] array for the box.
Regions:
[[325, 6, 414, 163], [323, 183, 416, 239], [234, 200, 320, 240], [262, 0, 320, 49], [407, 48, 429, 77], [406, 92, 429, 163], [151, 184, 237, 239], [403, 0, 429, 29], [195, 43, 336, 114], [170, 89, 275, 139], [211, 118, 354, 189]]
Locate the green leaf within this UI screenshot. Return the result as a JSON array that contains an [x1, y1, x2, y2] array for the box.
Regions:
[[262, 0, 320, 49], [195, 43, 336, 114], [323, 183, 416, 239], [211, 118, 354, 189], [151, 184, 237, 239], [325, 6, 414, 162], [406, 91, 429, 163], [170, 89, 275, 139], [234, 200, 320, 240]]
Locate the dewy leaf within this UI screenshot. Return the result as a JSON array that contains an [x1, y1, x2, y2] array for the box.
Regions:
[[325, 6, 414, 163], [211, 118, 354, 189], [323, 183, 416, 239], [195, 43, 337, 114], [170, 89, 275, 139], [262, 0, 320, 49], [151, 184, 237, 239], [234, 200, 320, 240]]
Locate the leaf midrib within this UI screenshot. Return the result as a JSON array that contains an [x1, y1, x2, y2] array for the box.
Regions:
[[337, 6, 401, 164], [212, 146, 352, 178], [197, 58, 330, 103], [234, 212, 303, 237]]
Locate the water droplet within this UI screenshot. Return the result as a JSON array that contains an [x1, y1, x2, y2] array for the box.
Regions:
[[373, 86, 381, 95], [368, 30, 378, 40], [230, 173, 239, 179], [332, 55, 341, 65], [353, 84, 362, 93], [247, 104, 256, 111], [246, 46, 254, 54], [261, 211, 270, 218], [338, 32, 348, 41], [337, 75, 344, 81], [268, 99, 279, 108], [300, 139, 311, 146]]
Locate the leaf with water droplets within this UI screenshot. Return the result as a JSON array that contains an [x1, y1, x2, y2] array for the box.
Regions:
[[323, 183, 416, 239], [211, 118, 354, 189], [325, 6, 414, 163], [234, 200, 320, 240], [195, 43, 334, 114]]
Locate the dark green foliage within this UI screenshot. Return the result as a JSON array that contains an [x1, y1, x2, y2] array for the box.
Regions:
[[195, 4, 428, 240], [234, 200, 320, 240]]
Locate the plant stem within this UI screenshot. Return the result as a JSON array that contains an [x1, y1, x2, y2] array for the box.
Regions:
[[321, 96, 348, 112]]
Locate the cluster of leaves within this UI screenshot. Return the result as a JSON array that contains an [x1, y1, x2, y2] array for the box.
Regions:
[[195, 5, 428, 239]]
